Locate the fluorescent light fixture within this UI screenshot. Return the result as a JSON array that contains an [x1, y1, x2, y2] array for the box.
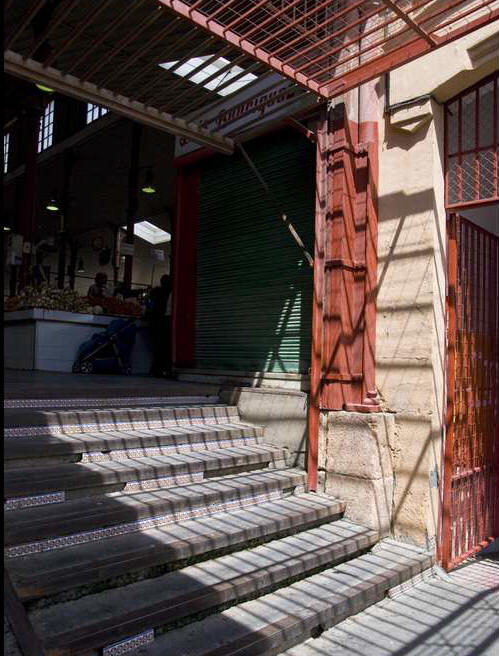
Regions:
[[160, 56, 257, 96], [4, 226, 11, 231], [141, 169, 156, 194], [46, 199, 60, 212], [35, 83, 54, 93], [122, 220, 171, 245]]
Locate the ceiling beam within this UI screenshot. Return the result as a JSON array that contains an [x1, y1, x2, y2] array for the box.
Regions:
[[320, 7, 499, 97], [158, 0, 324, 96], [379, 0, 438, 47], [4, 50, 234, 154]]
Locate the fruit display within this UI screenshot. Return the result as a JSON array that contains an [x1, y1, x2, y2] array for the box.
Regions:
[[94, 296, 143, 318], [4, 285, 143, 318]]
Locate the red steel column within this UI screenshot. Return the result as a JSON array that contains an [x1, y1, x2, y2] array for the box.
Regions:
[[308, 110, 328, 492], [172, 165, 199, 368]]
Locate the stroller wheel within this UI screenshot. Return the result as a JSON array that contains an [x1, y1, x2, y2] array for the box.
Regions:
[[125, 366, 132, 375], [80, 360, 94, 374], [72, 362, 81, 373]]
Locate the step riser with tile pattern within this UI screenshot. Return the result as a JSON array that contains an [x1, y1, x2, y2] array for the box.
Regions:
[[4, 405, 240, 436], [31, 522, 379, 656], [5, 469, 307, 548]]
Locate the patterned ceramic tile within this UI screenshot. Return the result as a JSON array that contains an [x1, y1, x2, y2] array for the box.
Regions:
[[80, 437, 256, 462], [4, 397, 220, 409], [4, 490, 283, 559], [122, 472, 204, 492], [102, 629, 154, 656], [4, 415, 241, 438], [4, 492, 65, 511]]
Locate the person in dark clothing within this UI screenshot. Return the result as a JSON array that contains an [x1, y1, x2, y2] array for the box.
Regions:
[[88, 272, 111, 300], [146, 274, 172, 377]]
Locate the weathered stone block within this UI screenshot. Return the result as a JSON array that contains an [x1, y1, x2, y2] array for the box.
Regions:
[[320, 411, 395, 480], [325, 473, 393, 535]]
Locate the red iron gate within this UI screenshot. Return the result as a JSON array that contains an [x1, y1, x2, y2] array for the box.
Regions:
[[442, 214, 499, 569], [441, 73, 499, 570]]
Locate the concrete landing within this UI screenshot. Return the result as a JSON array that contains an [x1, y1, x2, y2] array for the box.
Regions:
[[4, 370, 220, 400], [283, 553, 499, 656]]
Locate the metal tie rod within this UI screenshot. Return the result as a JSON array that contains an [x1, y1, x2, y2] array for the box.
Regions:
[[237, 143, 314, 267]]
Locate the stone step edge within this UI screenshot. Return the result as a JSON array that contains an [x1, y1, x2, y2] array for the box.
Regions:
[[4, 396, 221, 409], [4, 413, 242, 438], [141, 541, 435, 656], [5, 474, 208, 511], [12, 495, 346, 603], [6, 485, 307, 559], [5, 469, 306, 544], [79, 437, 258, 462], [35, 521, 378, 656]]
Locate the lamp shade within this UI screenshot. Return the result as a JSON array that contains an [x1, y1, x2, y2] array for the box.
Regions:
[[46, 198, 60, 211], [35, 83, 55, 93], [141, 169, 156, 194]]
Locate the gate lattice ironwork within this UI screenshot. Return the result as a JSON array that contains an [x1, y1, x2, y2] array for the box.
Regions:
[[442, 214, 499, 570]]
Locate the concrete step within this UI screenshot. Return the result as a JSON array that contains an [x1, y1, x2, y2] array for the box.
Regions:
[[7, 493, 345, 601], [4, 444, 286, 501], [134, 540, 434, 656], [4, 395, 221, 409], [30, 520, 377, 656], [4, 422, 263, 469], [4, 404, 241, 437], [5, 468, 306, 548]]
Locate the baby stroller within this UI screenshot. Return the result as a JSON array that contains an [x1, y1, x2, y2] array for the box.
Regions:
[[72, 319, 137, 375]]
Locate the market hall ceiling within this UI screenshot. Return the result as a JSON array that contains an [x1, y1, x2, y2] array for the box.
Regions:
[[4, 0, 498, 153]]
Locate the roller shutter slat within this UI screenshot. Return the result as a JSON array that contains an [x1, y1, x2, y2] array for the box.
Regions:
[[196, 130, 315, 374]]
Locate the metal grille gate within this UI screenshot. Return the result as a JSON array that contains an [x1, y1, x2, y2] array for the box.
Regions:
[[442, 214, 499, 569]]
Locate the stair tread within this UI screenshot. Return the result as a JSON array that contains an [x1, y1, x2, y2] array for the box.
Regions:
[[5, 468, 306, 545], [4, 395, 221, 409], [7, 493, 346, 601], [136, 541, 434, 656], [31, 520, 378, 655], [4, 405, 240, 430], [5, 444, 285, 496], [5, 422, 262, 458]]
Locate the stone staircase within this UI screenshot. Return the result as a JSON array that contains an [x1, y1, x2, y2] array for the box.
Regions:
[[4, 394, 434, 656]]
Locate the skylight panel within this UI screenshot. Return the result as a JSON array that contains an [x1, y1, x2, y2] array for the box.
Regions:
[[160, 56, 257, 96], [122, 221, 171, 245]]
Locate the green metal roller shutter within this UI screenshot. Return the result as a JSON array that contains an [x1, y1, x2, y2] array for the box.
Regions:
[[196, 129, 315, 374]]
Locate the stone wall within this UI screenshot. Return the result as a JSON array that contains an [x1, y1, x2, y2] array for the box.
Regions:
[[374, 23, 498, 547]]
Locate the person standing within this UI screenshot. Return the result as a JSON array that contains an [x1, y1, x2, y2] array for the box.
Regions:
[[87, 272, 111, 300], [146, 274, 172, 377]]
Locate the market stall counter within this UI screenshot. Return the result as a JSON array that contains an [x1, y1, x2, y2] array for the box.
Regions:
[[4, 309, 154, 373], [4, 287, 154, 374]]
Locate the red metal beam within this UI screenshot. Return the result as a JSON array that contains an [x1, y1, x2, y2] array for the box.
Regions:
[[65, 0, 149, 75], [321, 8, 499, 97], [44, 0, 115, 68], [379, 0, 438, 46], [27, 0, 81, 59], [158, 0, 324, 95], [5, 0, 48, 51], [81, 7, 162, 81]]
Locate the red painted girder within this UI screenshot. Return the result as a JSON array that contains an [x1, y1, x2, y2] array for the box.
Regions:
[[321, 9, 499, 97], [379, 0, 438, 46], [158, 0, 324, 96]]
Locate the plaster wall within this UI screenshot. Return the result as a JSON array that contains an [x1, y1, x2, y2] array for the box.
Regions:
[[376, 24, 498, 547]]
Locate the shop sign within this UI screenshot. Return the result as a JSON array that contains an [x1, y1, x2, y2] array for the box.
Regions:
[[175, 73, 317, 158], [121, 242, 135, 256]]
